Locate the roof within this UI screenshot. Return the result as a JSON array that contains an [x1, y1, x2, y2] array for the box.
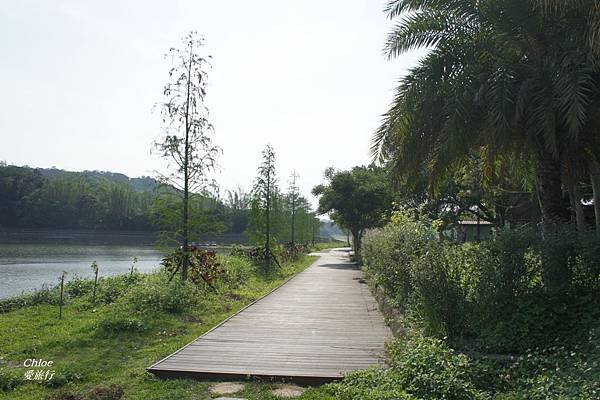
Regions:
[[458, 220, 493, 225]]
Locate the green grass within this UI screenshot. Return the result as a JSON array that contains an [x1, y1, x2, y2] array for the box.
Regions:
[[309, 241, 348, 252], [0, 254, 336, 400]]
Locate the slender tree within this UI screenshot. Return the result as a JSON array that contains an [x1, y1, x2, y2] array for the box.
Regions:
[[287, 171, 300, 246], [154, 31, 220, 280], [250, 145, 278, 270]]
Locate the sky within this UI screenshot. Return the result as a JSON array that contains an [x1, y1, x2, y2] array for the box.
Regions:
[[0, 0, 424, 207]]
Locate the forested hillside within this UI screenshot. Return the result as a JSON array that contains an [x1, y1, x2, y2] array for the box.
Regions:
[[0, 165, 228, 232], [0, 165, 324, 246]]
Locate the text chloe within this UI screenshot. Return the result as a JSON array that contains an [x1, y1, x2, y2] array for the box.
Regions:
[[23, 359, 54, 367]]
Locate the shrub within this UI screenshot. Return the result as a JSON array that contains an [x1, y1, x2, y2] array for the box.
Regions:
[[93, 276, 132, 305], [219, 255, 255, 287], [329, 332, 600, 400], [161, 248, 224, 286], [326, 368, 417, 400], [66, 274, 136, 306], [119, 273, 199, 314], [230, 245, 268, 264], [362, 215, 600, 352], [280, 242, 310, 262], [0, 286, 60, 313], [362, 215, 469, 337], [65, 276, 95, 298], [361, 216, 434, 306], [328, 336, 488, 400]]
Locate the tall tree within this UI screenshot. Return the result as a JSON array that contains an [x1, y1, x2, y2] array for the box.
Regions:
[[154, 31, 220, 280], [287, 171, 300, 246], [249, 145, 278, 270], [374, 0, 600, 234], [312, 166, 392, 258]]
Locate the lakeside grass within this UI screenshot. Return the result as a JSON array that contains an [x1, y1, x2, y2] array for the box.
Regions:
[[0, 254, 337, 400]]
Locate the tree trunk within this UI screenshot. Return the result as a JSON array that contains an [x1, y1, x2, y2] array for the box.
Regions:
[[536, 149, 569, 231], [265, 170, 271, 270], [536, 148, 570, 292], [565, 161, 585, 231], [181, 47, 194, 282], [351, 228, 362, 261], [291, 196, 295, 246], [590, 159, 600, 237]]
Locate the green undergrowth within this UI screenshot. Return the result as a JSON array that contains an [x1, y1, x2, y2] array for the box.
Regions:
[[0, 254, 329, 400], [333, 211, 600, 399], [323, 326, 600, 400]]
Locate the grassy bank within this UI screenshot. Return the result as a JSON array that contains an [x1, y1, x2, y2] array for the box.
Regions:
[[0, 254, 336, 400]]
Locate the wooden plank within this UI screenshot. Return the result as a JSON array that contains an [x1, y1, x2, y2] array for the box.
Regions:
[[147, 248, 392, 383]]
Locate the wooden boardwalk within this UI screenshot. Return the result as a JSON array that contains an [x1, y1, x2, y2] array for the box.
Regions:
[[148, 248, 392, 384]]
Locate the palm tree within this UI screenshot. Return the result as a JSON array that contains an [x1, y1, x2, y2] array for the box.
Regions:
[[374, 0, 600, 232]]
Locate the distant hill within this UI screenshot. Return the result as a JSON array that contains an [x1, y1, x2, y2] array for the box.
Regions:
[[38, 168, 160, 192], [0, 165, 162, 230]]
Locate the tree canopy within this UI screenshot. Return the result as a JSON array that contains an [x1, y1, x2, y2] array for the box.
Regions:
[[312, 166, 392, 257], [373, 0, 600, 233]]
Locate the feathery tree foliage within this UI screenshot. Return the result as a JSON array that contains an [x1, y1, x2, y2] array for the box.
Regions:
[[287, 171, 300, 246], [153, 31, 220, 281], [248, 145, 278, 270], [373, 0, 600, 237], [246, 149, 319, 263]]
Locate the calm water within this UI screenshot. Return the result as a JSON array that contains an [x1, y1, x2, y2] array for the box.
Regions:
[[0, 243, 163, 299]]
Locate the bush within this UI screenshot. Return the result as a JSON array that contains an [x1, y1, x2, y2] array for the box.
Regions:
[[119, 273, 200, 314], [161, 247, 224, 287], [328, 336, 488, 400], [329, 332, 600, 400], [361, 215, 434, 307], [362, 214, 600, 352], [0, 286, 60, 313], [230, 246, 268, 265], [362, 215, 469, 337], [219, 255, 255, 287], [65, 276, 95, 298], [280, 242, 310, 262]]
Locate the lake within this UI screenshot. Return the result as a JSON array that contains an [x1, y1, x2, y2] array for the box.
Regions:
[[0, 243, 164, 299]]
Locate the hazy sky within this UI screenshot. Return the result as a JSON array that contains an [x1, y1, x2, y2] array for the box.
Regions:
[[0, 0, 423, 206]]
